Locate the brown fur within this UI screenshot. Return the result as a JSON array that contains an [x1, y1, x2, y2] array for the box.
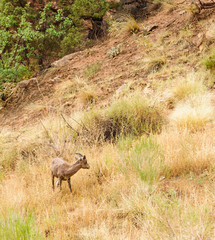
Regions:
[[51, 154, 90, 194]]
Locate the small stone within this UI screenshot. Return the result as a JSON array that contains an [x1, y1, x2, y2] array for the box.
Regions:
[[51, 52, 80, 68], [192, 32, 204, 48], [145, 24, 158, 33], [206, 26, 215, 41], [18, 78, 36, 88], [179, 10, 186, 15]]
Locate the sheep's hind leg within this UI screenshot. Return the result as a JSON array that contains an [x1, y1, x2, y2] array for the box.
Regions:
[[67, 178, 72, 194], [59, 178, 63, 191], [52, 173, 55, 192]]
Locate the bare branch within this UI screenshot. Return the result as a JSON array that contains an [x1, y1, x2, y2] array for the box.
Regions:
[[69, 115, 89, 132], [60, 112, 80, 136], [197, 0, 215, 11], [40, 120, 59, 155]]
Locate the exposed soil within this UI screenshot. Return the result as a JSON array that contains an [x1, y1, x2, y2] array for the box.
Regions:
[[0, 0, 214, 130]]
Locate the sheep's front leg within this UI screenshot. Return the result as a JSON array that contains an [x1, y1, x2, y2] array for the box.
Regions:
[[52, 173, 55, 192], [67, 178, 72, 194]]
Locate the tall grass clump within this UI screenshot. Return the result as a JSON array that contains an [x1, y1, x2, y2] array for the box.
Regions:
[[122, 16, 140, 34], [106, 95, 163, 135], [108, 15, 140, 37], [118, 136, 165, 184], [119, 181, 213, 239], [170, 94, 213, 132], [55, 77, 85, 100], [0, 146, 18, 173], [170, 73, 207, 104], [159, 129, 215, 176], [0, 210, 43, 240], [146, 56, 166, 74], [77, 93, 164, 143], [78, 88, 98, 106]]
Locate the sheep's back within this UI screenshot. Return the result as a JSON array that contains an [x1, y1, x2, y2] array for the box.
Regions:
[[51, 158, 71, 177]]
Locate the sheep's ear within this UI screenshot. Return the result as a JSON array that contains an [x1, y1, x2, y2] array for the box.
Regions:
[[83, 155, 86, 159]]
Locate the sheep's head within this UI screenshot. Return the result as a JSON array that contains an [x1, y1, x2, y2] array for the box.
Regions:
[[75, 153, 90, 169]]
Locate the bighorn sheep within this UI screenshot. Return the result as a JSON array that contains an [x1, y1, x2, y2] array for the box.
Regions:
[[51, 153, 90, 194]]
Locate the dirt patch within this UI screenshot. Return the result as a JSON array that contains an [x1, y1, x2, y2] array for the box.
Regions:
[[0, 0, 214, 129]]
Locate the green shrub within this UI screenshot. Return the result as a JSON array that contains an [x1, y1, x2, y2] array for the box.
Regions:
[[60, 27, 83, 56], [202, 54, 215, 70], [72, 0, 109, 19], [106, 95, 163, 135], [0, 0, 109, 86], [78, 93, 164, 143]]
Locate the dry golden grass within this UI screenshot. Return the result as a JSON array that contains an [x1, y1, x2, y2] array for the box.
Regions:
[[1, 113, 215, 239], [54, 76, 85, 100], [1, 72, 215, 238], [170, 73, 207, 104], [170, 94, 214, 132], [1, 147, 215, 240], [146, 56, 166, 74], [158, 128, 215, 176], [122, 16, 140, 34], [108, 15, 140, 37], [77, 88, 98, 107], [2, 6, 215, 238]]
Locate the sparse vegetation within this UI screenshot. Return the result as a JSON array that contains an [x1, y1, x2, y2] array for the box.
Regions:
[[202, 53, 215, 70], [83, 62, 102, 79], [107, 44, 122, 58]]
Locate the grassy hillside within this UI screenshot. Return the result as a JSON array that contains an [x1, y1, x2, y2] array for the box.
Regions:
[[1, 1, 215, 239]]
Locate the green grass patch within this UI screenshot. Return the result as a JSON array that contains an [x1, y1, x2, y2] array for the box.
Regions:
[[0, 210, 43, 240], [202, 53, 215, 70], [118, 136, 165, 184]]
